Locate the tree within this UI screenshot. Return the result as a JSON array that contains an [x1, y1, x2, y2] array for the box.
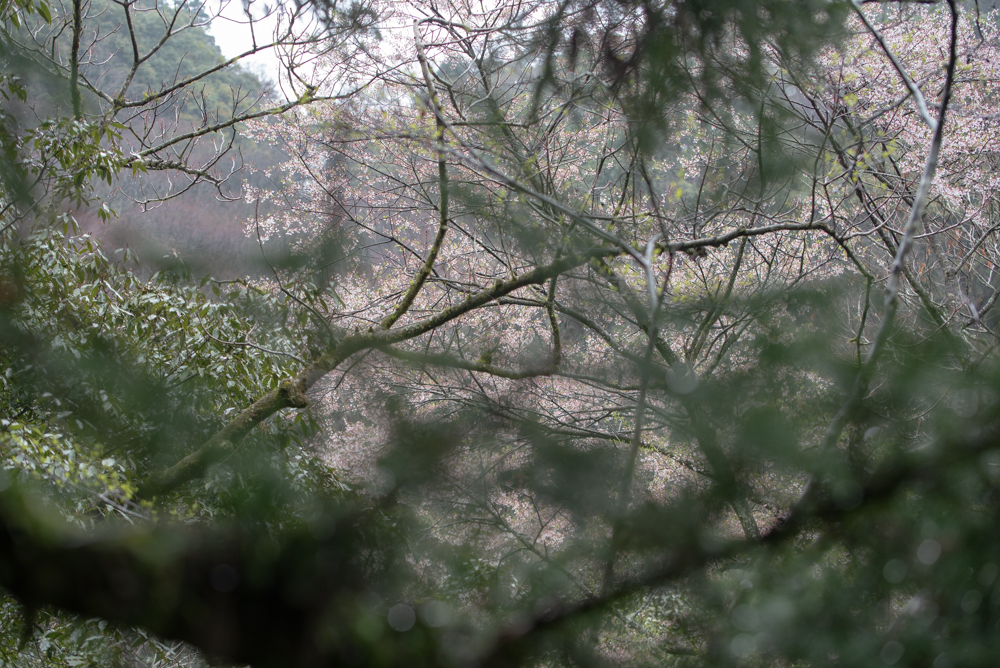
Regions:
[[4, 1, 1000, 667], [0, 0, 382, 223], [0, 0, 375, 664]]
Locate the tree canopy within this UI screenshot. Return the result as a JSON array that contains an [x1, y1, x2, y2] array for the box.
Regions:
[[2, 0, 1000, 667]]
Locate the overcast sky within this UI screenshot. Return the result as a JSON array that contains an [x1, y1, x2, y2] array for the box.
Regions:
[[207, 0, 284, 87]]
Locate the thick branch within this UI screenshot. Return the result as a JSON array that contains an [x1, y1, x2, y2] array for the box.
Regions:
[[379, 24, 451, 331], [484, 419, 1000, 668], [145, 249, 613, 494], [141, 377, 310, 496], [69, 0, 82, 119], [378, 340, 557, 380], [0, 487, 432, 668]]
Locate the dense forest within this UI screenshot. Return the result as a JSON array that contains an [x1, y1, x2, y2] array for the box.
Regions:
[[1, 0, 1000, 667]]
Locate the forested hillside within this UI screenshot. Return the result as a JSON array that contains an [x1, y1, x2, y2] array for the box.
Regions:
[[12, 0, 265, 117], [2, 0, 1000, 667], [7, 0, 289, 277], [68, 0, 284, 277]]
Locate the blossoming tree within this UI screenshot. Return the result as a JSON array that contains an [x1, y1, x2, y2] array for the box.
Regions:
[[4, 0, 1000, 667]]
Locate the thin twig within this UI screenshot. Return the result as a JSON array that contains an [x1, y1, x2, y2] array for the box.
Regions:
[[850, 0, 938, 132]]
